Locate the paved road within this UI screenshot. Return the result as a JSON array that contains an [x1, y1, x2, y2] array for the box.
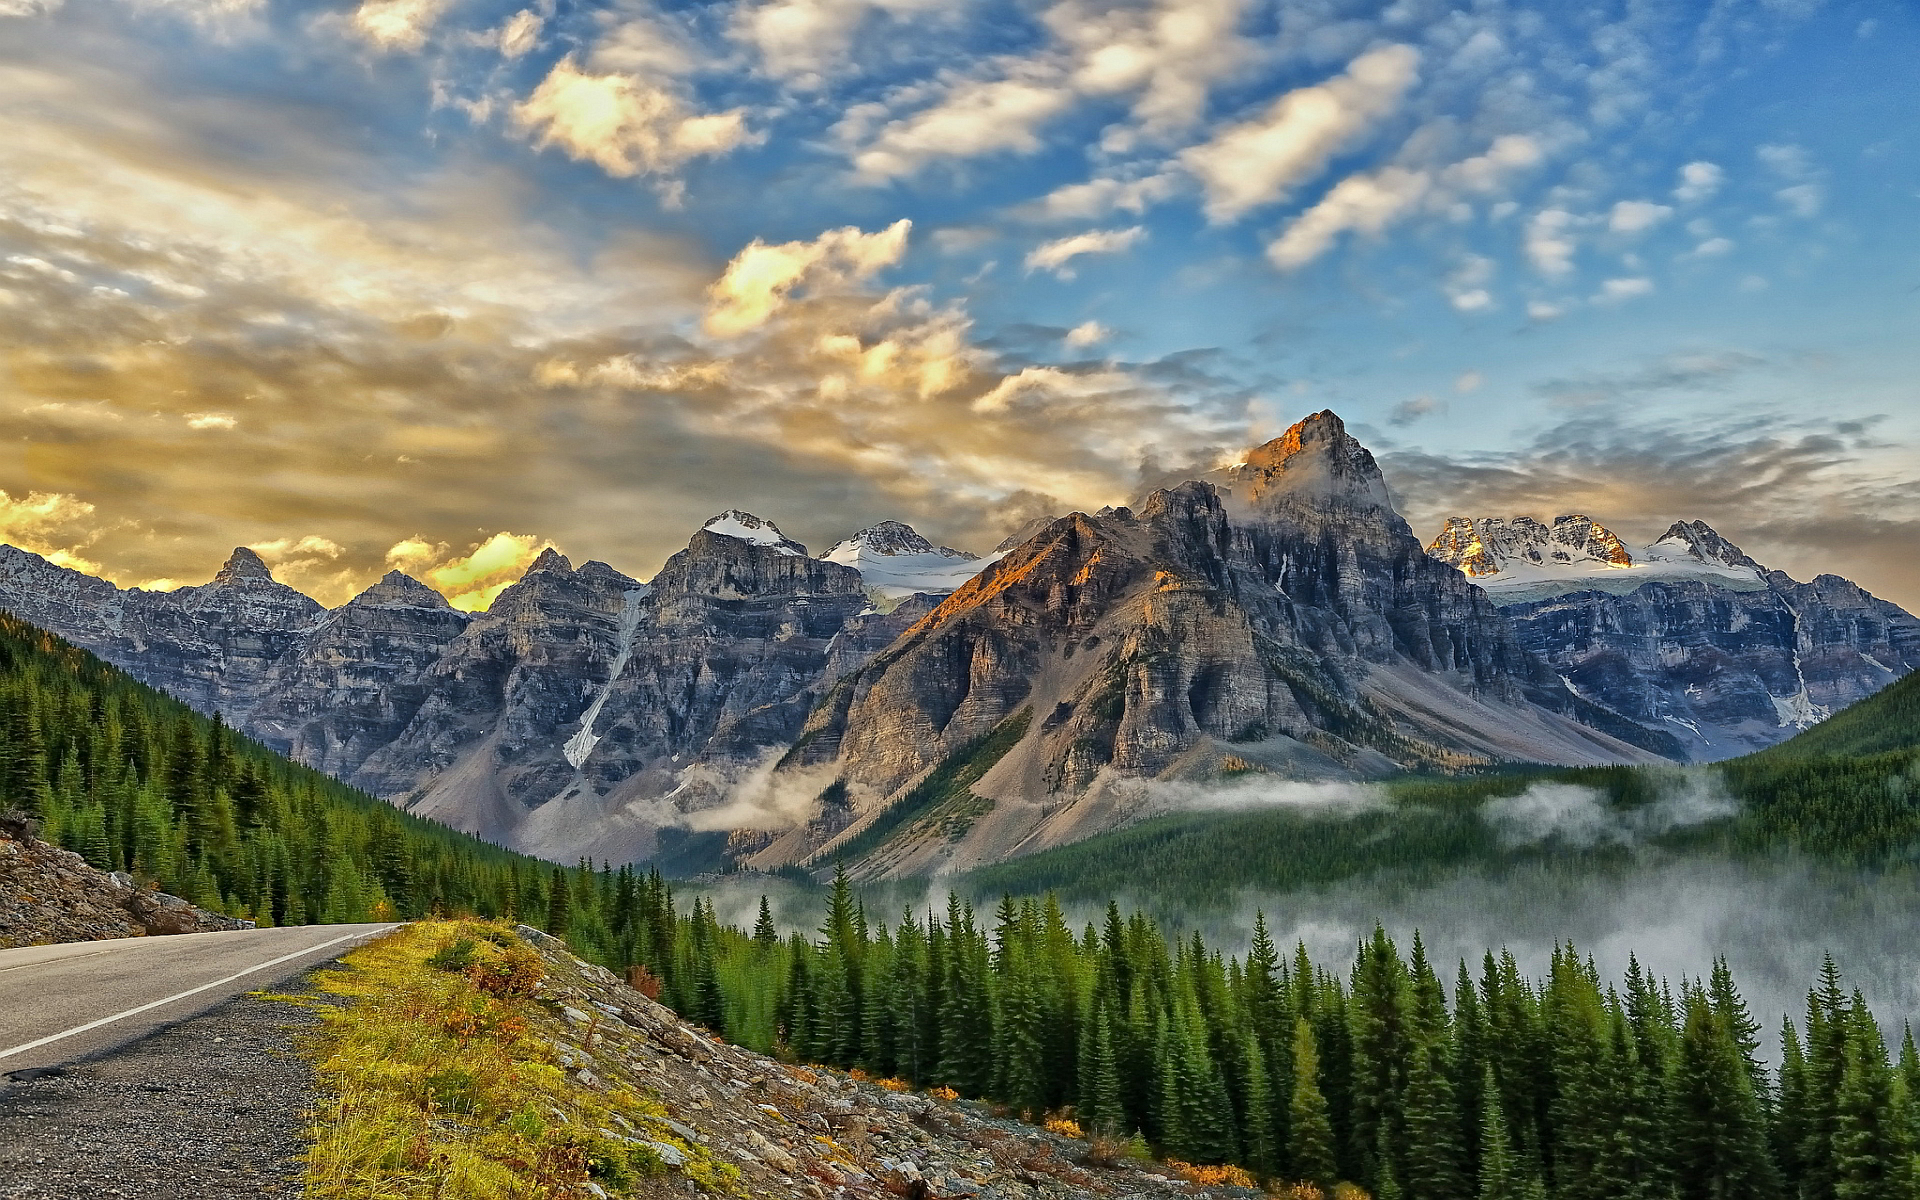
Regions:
[[0, 924, 397, 1078]]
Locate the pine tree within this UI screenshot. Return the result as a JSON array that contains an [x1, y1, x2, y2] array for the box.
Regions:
[[546, 865, 572, 937], [1403, 1042, 1466, 1200], [1290, 1017, 1339, 1193], [1833, 997, 1904, 1200], [1476, 1068, 1523, 1200]]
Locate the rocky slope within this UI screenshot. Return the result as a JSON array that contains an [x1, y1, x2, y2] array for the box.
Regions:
[[1428, 515, 1920, 759], [509, 923, 1237, 1200], [0, 545, 325, 717], [763, 412, 1675, 877], [0, 812, 251, 947]]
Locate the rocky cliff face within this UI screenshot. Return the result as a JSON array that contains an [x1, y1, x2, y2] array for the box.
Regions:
[[0, 812, 251, 947], [772, 413, 1676, 877], [0, 546, 325, 718], [1428, 515, 1920, 759]]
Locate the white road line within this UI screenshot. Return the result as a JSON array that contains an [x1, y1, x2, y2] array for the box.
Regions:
[[0, 927, 387, 1064], [0, 947, 119, 974]]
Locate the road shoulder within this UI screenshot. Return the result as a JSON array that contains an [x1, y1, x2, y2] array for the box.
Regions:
[[0, 981, 325, 1199]]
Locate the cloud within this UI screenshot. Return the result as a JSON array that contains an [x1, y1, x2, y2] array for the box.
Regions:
[[1179, 44, 1420, 223], [1037, 173, 1178, 220], [840, 0, 1261, 183], [734, 0, 940, 86], [1267, 166, 1428, 270], [844, 72, 1076, 184], [1023, 226, 1145, 277], [1455, 369, 1482, 393], [1674, 161, 1722, 203], [1609, 199, 1672, 234], [513, 58, 756, 181], [1268, 135, 1542, 271], [1482, 775, 1736, 848], [347, 0, 452, 53], [1776, 183, 1823, 217], [1688, 236, 1734, 258], [0, 489, 105, 574], [704, 220, 911, 337], [1131, 776, 1388, 818], [389, 532, 548, 611], [1063, 320, 1108, 348], [1445, 255, 1494, 311], [1595, 276, 1653, 303], [1530, 350, 1765, 408], [495, 9, 542, 58], [1389, 395, 1442, 426], [185, 412, 238, 430], [1524, 207, 1579, 276]]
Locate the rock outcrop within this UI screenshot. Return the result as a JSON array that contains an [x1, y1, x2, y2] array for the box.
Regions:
[[1428, 516, 1920, 758], [0, 812, 251, 947]]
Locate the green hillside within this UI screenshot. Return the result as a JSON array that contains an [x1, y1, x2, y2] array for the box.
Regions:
[[0, 611, 562, 925], [967, 673, 1920, 907], [1752, 667, 1920, 760]]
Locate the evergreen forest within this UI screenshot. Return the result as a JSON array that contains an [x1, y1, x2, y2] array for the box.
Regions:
[[0, 612, 573, 924], [588, 866, 1920, 1200]]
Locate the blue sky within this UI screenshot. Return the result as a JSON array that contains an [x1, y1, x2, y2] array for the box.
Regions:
[[0, 0, 1914, 609]]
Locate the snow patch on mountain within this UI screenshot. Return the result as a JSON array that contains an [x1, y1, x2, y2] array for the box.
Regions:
[[822, 521, 998, 599], [701, 511, 802, 556], [1428, 515, 1768, 603]]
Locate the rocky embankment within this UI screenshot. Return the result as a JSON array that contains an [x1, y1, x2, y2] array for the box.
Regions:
[[0, 813, 251, 949], [513, 925, 1248, 1199]]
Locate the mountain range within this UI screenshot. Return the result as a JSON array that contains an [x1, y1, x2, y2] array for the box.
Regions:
[[1, 411, 1912, 873]]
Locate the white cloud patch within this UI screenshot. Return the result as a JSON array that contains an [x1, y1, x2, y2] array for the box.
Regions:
[[1609, 199, 1672, 234], [1038, 172, 1178, 220], [348, 0, 453, 53], [496, 9, 542, 58], [1179, 44, 1420, 223], [1674, 160, 1722, 203], [845, 72, 1075, 184], [1595, 275, 1653, 303], [184, 411, 238, 430], [1023, 226, 1145, 278], [514, 57, 757, 181], [735, 0, 940, 86], [704, 219, 911, 337], [1063, 320, 1109, 348], [1445, 254, 1494, 311], [1267, 134, 1541, 271], [1524, 207, 1580, 277], [1482, 776, 1736, 848]]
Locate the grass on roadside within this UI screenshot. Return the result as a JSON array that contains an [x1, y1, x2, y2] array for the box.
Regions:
[[296, 919, 702, 1199]]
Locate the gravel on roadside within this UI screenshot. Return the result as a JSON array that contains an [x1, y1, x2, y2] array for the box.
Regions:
[[0, 978, 327, 1199]]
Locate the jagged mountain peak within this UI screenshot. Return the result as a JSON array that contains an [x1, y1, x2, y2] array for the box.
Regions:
[[527, 547, 572, 574], [350, 570, 455, 610], [824, 520, 974, 562], [700, 511, 805, 557], [1651, 520, 1759, 569], [1430, 515, 1635, 578], [213, 546, 275, 585], [1224, 409, 1396, 514]]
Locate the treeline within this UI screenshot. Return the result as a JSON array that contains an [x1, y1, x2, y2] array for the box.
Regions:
[[0, 613, 567, 924], [604, 871, 1920, 1199]]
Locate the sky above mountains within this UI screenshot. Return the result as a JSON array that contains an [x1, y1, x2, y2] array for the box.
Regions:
[[0, 0, 1915, 610]]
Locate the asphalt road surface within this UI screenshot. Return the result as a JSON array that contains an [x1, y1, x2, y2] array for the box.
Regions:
[[0, 924, 397, 1078]]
